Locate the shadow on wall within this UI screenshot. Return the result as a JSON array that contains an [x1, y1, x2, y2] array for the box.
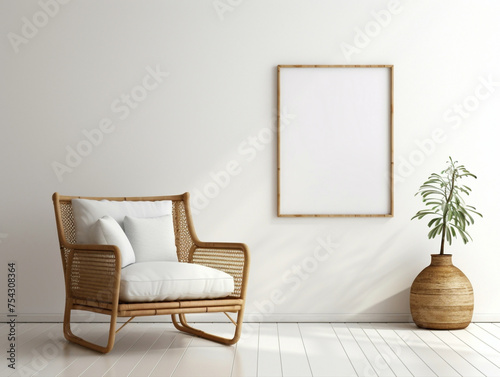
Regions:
[[359, 288, 412, 321], [284, 221, 419, 319]]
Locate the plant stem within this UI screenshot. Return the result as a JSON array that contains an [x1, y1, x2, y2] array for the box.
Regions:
[[439, 169, 456, 255]]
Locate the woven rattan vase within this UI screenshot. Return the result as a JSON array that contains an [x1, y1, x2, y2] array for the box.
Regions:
[[410, 254, 473, 330]]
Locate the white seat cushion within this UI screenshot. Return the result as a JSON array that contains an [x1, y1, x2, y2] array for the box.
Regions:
[[120, 262, 234, 302], [89, 216, 135, 268], [72, 199, 173, 244]]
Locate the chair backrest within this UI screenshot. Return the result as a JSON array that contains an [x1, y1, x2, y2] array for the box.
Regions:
[[52, 193, 197, 273]]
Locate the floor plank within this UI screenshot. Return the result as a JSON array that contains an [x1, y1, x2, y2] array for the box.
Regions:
[[127, 325, 178, 377], [348, 323, 395, 377], [299, 323, 356, 377], [278, 323, 312, 377], [392, 326, 460, 376], [172, 324, 236, 377], [149, 332, 193, 377], [467, 323, 500, 367], [453, 327, 500, 369], [357, 323, 412, 377], [172, 345, 235, 377], [373, 323, 436, 377], [433, 329, 500, 376], [2, 324, 60, 377], [256, 323, 282, 377], [53, 332, 115, 377], [79, 323, 154, 377], [477, 323, 500, 341], [33, 323, 109, 377], [231, 323, 259, 377], [5, 322, 500, 377], [102, 323, 165, 377], [414, 330, 483, 377], [332, 323, 376, 377], [1, 323, 41, 376]]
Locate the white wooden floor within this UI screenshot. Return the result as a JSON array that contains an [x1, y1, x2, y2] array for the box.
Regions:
[[2, 322, 500, 377]]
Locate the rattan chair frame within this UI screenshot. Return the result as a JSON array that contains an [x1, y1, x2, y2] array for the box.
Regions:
[[52, 192, 250, 353]]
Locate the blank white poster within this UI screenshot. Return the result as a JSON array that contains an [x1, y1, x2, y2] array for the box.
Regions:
[[278, 65, 393, 217]]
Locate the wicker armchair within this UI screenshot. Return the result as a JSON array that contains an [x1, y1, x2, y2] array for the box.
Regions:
[[52, 192, 250, 353]]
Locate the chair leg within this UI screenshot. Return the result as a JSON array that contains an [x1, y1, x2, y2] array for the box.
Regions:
[[63, 300, 117, 353], [171, 310, 244, 345]]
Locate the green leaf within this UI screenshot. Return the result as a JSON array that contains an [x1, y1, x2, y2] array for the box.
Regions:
[[412, 157, 481, 248], [446, 226, 453, 245], [452, 225, 471, 244], [422, 190, 446, 198], [428, 224, 443, 239], [424, 201, 444, 207], [427, 217, 440, 226]]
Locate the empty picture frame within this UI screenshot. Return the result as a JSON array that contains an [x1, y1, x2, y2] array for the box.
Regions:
[[277, 65, 394, 217]]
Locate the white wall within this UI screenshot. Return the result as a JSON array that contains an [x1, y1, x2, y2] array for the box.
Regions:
[[1, 0, 500, 322]]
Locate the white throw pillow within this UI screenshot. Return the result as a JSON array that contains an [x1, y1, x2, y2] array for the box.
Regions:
[[71, 198, 172, 244], [123, 215, 178, 262], [120, 261, 234, 302], [89, 216, 135, 268]]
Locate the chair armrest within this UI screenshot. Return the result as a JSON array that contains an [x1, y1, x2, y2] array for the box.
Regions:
[[190, 242, 250, 299], [65, 244, 121, 305]]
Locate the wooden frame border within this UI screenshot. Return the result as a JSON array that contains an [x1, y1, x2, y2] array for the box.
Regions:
[[277, 64, 394, 218]]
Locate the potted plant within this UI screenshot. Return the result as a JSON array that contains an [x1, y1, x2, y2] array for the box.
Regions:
[[410, 157, 482, 329]]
